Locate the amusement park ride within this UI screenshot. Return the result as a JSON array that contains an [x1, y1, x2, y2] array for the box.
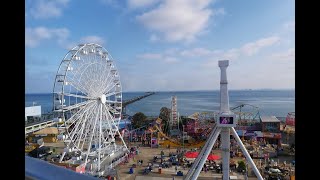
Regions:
[[48, 43, 265, 179], [25, 39, 295, 179], [184, 60, 263, 180], [170, 96, 181, 136], [52, 43, 129, 175], [139, 118, 206, 148], [139, 95, 211, 148], [232, 104, 261, 140]]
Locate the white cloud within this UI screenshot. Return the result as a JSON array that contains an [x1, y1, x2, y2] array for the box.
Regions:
[[136, 0, 221, 42], [136, 52, 180, 64], [241, 36, 280, 56], [180, 47, 239, 60], [121, 63, 218, 91], [272, 48, 295, 61], [133, 34, 284, 82], [164, 48, 179, 55], [284, 21, 295, 31], [80, 36, 105, 45], [213, 8, 225, 16], [29, 0, 69, 19], [164, 57, 179, 63], [128, 0, 160, 9], [219, 48, 240, 60], [25, 27, 70, 47], [136, 35, 281, 70], [180, 36, 280, 59], [137, 53, 163, 60], [149, 34, 160, 42], [180, 47, 214, 57], [200, 59, 217, 68], [61, 36, 106, 50]]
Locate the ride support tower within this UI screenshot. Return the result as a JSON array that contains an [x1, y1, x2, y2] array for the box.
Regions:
[[184, 60, 263, 180]]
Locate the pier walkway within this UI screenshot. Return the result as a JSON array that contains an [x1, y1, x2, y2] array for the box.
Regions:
[[122, 92, 155, 107], [25, 120, 57, 135]]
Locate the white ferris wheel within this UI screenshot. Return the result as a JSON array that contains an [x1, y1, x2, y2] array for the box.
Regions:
[[52, 43, 128, 172]]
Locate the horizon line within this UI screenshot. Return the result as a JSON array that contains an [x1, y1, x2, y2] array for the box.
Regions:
[[25, 88, 295, 94]]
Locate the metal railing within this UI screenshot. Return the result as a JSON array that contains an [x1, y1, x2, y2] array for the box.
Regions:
[[25, 120, 57, 134], [25, 156, 99, 180]]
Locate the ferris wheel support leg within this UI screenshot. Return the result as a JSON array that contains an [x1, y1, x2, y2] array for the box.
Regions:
[[230, 127, 263, 180], [117, 130, 129, 152], [221, 127, 230, 180], [59, 152, 66, 163], [84, 111, 100, 172], [98, 105, 102, 171]]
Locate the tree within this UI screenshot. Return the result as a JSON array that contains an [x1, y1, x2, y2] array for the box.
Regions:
[[159, 107, 171, 122], [180, 116, 188, 124], [179, 116, 189, 127], [162, 122, 170, 134], [131, 112, 147, 129], [237, 160, 246, 172], [159, 107, 171, 133]]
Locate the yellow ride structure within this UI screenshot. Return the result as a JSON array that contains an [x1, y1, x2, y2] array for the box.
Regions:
[[148, 118, 207, 148]]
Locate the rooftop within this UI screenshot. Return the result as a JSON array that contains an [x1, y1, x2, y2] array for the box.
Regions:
[[33, 127, 59, 135], [260, 116, 280, 123]]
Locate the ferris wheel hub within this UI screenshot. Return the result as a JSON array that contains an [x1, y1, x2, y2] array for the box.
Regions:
[[100, 94, 106, 104]]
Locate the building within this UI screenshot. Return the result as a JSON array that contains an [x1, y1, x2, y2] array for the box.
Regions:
[[52, 162, 86, 174], [235, 119, 262, 140], [28, 127, 59, 143], [286, 112, 295, 126], [25, 106, 42, 124], [260, 116, 282, 145]]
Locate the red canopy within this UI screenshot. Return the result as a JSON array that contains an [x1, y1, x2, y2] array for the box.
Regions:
[[185, 151, 199, 158], [207, 154, 220, 161], [185, 152, 220, 160]]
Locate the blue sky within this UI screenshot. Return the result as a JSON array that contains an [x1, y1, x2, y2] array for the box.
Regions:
[[25, 0, 295, 93]]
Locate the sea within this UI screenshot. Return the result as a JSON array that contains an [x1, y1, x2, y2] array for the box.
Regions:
[[25, 90, 295, 119]]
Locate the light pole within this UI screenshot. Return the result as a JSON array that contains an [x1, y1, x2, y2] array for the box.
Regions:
[[182, 124, 185, 152]]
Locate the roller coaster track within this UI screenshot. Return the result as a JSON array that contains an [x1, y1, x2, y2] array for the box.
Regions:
[[152, 124, 206, 147]]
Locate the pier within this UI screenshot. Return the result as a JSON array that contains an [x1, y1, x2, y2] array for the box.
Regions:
[[122, 92, 155, 107], [25, 119, 57, 135], [25, 92, 155, 135]]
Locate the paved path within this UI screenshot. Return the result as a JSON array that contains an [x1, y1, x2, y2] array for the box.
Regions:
[[116, 145, 251, 180]]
